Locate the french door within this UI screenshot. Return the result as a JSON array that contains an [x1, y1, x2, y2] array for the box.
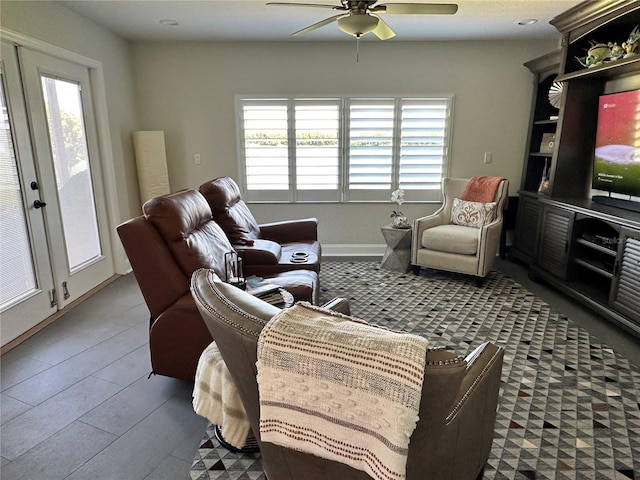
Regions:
[[1, 42, 113, 347]]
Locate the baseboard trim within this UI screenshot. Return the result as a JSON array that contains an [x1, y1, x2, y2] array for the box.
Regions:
[[0, 274, 121, 355], [2, 247, 388, 354], [322, 244, 385, 259]]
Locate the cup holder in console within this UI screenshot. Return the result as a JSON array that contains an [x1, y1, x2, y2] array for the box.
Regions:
[[290, 251, 309, 263]]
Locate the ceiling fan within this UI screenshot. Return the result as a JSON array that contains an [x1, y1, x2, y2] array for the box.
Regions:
[[266, 1, 459, 40]]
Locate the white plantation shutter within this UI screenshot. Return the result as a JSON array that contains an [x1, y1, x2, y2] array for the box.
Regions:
[[399, 98, 450, 195], [239, 99, 290, 201], [295, 100, 340, 201], [348, 99, 394, 195], [237, 95, 452, 202]]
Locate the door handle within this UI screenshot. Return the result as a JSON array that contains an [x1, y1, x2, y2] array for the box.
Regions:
[[33, 200, 47, 209]]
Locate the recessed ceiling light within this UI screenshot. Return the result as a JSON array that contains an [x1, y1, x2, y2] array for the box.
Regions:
[[159, 19, 180, 27], [518, 18, 538, 26]]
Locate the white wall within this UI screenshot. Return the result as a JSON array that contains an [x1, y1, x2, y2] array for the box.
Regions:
[[1, 0, 141, 225], [130, 38, 557, 251], [1, 0, 142, 271], [0, 0, 559, 253]]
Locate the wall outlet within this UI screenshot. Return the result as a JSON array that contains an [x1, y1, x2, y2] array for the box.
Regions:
[[483, 152, 492, 164], [194, 153, 201, 165]]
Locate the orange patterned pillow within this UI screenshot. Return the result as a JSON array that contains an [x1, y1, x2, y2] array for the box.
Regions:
[[451, 198, 497, 228]]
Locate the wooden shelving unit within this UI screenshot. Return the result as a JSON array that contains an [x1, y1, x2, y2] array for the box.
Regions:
[[514, 0, 640, 338], [556, 56, 640, 82], [510, 51, 561, 265], [519, 51, 562, 195]]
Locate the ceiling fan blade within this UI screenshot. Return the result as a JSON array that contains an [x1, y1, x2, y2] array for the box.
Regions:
[[371, 14, 396, 40], [371, 3, 458, 15], [266, 2, 346, 10], [292, 13, 347, 36]]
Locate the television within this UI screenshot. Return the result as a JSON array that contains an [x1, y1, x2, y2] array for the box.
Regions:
[[591, 89, 640, 213]]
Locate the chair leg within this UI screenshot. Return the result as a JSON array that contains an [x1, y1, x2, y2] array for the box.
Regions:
[[411, 265, 421, 276]]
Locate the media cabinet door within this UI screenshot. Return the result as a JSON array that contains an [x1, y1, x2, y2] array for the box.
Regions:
[[537, 205, 575, 279], [512, 195, 542, 264], [610, 229, 640, 326]]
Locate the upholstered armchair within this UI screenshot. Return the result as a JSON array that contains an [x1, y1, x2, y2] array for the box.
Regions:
[[199, 177, 321, 276], [191, 267, 504, 480], [411, 177, 509, 284], [116, 189, 319, 381]]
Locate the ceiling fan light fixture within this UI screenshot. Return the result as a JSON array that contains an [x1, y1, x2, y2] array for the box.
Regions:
[[337, 14, 379, 37]]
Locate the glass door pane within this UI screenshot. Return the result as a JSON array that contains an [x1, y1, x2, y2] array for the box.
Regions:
[[41, 76, 101, 272], [19, 47, 113, 310], [1, 41, 57, 347], [0, 72, 37, 309]]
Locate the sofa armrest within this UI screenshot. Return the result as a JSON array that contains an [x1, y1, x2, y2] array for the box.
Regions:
[[207, 272, 282, 323], [320, 297, 351, 315], [149, 292, 213, 380], [476, 217, 504, 276], [259, 218, 318, 243], [408, 342, 504, 479], [204, 269, 333, 322], [425, 346, 463, 364], [235, 239, 282, 265], [117, 216, 190, 320], [414, 210, 446, 228], [412, 208, 447, 262], [413, 207, 447, 239], [446, 342, 503, 421]]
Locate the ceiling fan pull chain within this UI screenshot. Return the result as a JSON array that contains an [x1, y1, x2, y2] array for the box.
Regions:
[[356, 34, 360, 62]]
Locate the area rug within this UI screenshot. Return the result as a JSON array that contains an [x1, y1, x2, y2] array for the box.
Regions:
[[189, 262, 640, 480]]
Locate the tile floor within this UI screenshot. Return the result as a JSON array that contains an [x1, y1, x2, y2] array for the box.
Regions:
[[1, 273, 207, 480], [1, 257, 638, 479]]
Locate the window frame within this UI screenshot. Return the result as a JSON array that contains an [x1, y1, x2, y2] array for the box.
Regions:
[[236, 94, 454, 203]]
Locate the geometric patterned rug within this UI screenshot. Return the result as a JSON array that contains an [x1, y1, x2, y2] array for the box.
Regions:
[[189, 261, 640, 480]]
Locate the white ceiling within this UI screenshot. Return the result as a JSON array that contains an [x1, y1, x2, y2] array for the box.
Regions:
[[59, 0, 585, 42]]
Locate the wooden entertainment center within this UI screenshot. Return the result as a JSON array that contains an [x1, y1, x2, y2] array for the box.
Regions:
[[511, 0, 640, 337]]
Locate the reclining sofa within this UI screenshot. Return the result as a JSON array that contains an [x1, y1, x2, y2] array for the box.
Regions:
[[199, 177, 321, 275], [117, 188, 320, 380]]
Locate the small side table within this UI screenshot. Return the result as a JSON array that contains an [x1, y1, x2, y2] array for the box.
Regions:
[[380, 225, 412, 272]]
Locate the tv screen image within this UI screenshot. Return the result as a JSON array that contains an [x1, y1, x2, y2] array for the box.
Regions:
[[592, 89, 640, 197]]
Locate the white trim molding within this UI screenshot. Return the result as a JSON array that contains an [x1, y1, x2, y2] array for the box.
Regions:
[[1, 27, 127, 275], [322, 244, 386, 258]]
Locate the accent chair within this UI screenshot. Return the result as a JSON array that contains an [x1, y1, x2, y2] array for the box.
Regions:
[[191, 267, 505, 480], [411, 177, 509, 285]]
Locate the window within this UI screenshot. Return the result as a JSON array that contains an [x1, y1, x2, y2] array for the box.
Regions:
[[237, 96, 453, 202]]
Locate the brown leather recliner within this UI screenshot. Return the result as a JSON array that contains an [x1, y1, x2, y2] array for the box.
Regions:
[[116, 189, 320, 381], [199, 177, 321, 276], [191, 267, 504, 480]]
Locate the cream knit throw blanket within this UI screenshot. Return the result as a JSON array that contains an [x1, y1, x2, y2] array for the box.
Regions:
[[256, 303, 428, 480], [193, 342, 251, 449]]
